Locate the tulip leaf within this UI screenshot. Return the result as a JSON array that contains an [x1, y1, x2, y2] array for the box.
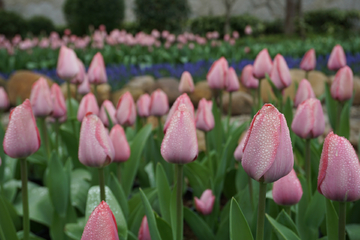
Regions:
[[338, 97, 353, 139], [156, 163, 171, 224], [275, 210, 298, 236], [70, 169, 91, 214], [209, 98, 223, 155], [139, 188, 163, 240], [59, 126, 81, 168], [104, 108, 114, 130], [283, 97, 293, 128], [127, 231, 139, 240], [326, 199, 338, 240], [0, 196, 19, 240], [304, 191, 325, 228], [184, 207, 216, 240], [324, 83, 337, 131], [64, 223, 84, 240], [0, 124, 6, 182], [122, 124, 152, 197], [16, 231, 46, 240], [266, 214, 300, 240], [109, 172, 129, 220], [184, 161, 211, 198], [346, 224, 360, 240], [230, 198, 253, 240], [156, 215, 173, 240]]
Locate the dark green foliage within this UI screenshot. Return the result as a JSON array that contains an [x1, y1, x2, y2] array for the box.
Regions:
[[27, 16, 55, 35], [134, 0, 190, 33], [0, 10, 27, 37]]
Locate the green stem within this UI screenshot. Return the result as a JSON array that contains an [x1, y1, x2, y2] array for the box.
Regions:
[[117, 163, 121, 185], [94, 84, 98, 102], [338, 202, 346, 240], [98, 167, 106, 201], [219, 90, 223, 114], [248, 176, 254, 210], [67, 81, 73, 116], [0, 224, 6, 240], [278, 94, 283, 113], [305, 138, 312, 200], [227, 92, 232, 133], [40, 118, 50, 159], [284, 206, 291, 217], [157, 116, 163, 138], [175, 164, 184, 240], [305, 71, 309, 80], [55, 119, 59, 155], [251, 89, 256, 116], [257, 79, 262, 110], [205, 132, 213, 177], [20, 158, 29, 240], [336, 102, 343, 135], [256, 181, 267, 240]]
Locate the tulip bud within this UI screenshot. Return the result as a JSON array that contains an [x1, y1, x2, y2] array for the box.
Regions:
[[225, 67, 240, 92], [240, 65, 259, 89], [195, 98, 214, 132], [71, 58, 85, 85], [179, 71, 195, 93], [194, 189, 215, 215], [56, 45, 79, 80], [30, 77, 53, 117], [149, 89, 169, 116], [269, 54, 292, 90], [317, 132, 360, 202], [79, 113, 114, 167], [253, 49, 273, 79], [88, 52, 107, 84], [206, 57, 228, 89], [136, 94, 151, 117], [51, 83, 67, 119], [138, 216, 151, 240], [3, 99, 41, 158], [294, 79, 316, 107], [300, 48, 316, 72], [272, 169, 303, 206], [164, 93, 194, 132], [77, 93, 99, 122], [234, 130, 248, 161], [78, 74, 91, 95], [161, 104, 198, 164], [99, 100, 117, 127], [330, 66, 353, 101], [115, 92, 136, 126], [242, 104, 293, 183], [109, 124, 130, 162], [0, 87, 10, 110], [327, 44, 347, 71], [81, 201, 119, 240]]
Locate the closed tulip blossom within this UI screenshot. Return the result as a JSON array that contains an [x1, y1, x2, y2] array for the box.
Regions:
[[51, 83, 67, 119], [77, 93, 99, 122], [71, 58, 85, 85], [194, 189, 215, 215], [3, 99, 41, 158], [300, 48, 316, 72], [269, 54, 292, 90], [109, 124, 130, 162], [195, 98, 214, 132], [164, 93, 194, 132], [56, 45, 79, 80], [272, 169, 303, 206], [179, 71, 195, 93], [99, 100, 117, 127], [115, 92, 136, 126], [30, 77, 53, 117], [294, 79, 316, 107], [241, 65, 259, 89], [88, 52, 107, 84], [81, 201, 119, 240], [330, 66, 353, 101], [0, 87, 10, 110], [149, 89, 169, 116], [138, 216, 151, 240], [225, 67, 240, 92], [206, 57, 228, 89], [136, 94, 151, 117], [327, 44, 347, 71], [253, 48, 273, 79], [78, 74, 91, 95]]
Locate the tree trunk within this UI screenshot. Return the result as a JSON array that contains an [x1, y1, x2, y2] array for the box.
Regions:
[[0, 0, 4, 9], [284, 0, 302, 35]]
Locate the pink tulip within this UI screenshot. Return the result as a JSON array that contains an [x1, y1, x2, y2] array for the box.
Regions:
[[138, 216, 151, 240], [242, 104, 293, 183], [234, 130, 248, 161], [79, 113, 114, 167], [3, 99, 41, 158], [0, 87, 10, 110], [317, 132, 360, 202], [149, 89, 169, 116], [81, 201, 119, 240], [179, 71, 195, 93], [327, 44, 347, 71], [77, 93, 99, 122], [161, 104, 198, 164], [78, 74, 91, 95], [194, 189, 215, 215], [30, 77, 53, 117], [269, 54, 292, 90], [240, 65, 259, 89], [51, 83, 67, 119], [272, 169, 303, 206], [225, 67, 240, 92], [56, 46, 79, 80], [71, 58, 85, 85], [206, 57, 228, 89], [330, 66, 353, 101], [136, 94, 151, 117], [164, 93, 194, 132], [300, 49, 316, 71], [195, 98, 214, 132], [244, 25, 252, 35], [109, 124, 130, 162], [99, 100, 117, 127], [88, 52, 107, 84], [253, 49, 273, 79], [294, 79, 316, 107], [115, 92, 136, 126]]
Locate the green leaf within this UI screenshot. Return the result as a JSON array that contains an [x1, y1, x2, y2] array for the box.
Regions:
[[156, 215, 173, 240], [170, 183, 181, 240], [183, 207, 216, 240], [184, 161, 211, 197], [0, 197, 19, 240], [275, 210, 298, 236], [104, 108, 114, 130], [326, 199, 338, 240], [59, 126, 80, 168], [209, 98, 223, 155], [266, 214, 300, 240], [324, 83, 337, 131], [109, 173, 129, 220], [283, 97, 293, 127], [70, 169, 91, 214], [156, 163, 171, 224], [304, 191, 325, 228], [338, 98, 353, 139], [139, 188, 162, 240], [230, 198, 253, 240], [346, 224, 360, 240], [65, 223, 84, 240]]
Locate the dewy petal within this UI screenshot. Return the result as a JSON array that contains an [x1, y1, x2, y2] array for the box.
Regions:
[[272, 169, 303, 206], [149, 89, 169, 116], [30, 77, 53, 117], [115, 92, 136, 126], [241, 64, 259, 89], [77, 93, 99, 122], [56, 46, 79, 80], [137, 94, 151, 117], [110, 124, 130, 162], [0, 87, 10, 110], [51, 83, 67, 118], [270, 54, 291, 90], [195, 98, 214, 132], [311, 99, 325, 138], [291, 100, 313, 138], [294, 79, 315, 107], [225, 67, 240, 92], [253, 48, 273, 79], [164, 93, 194, 132], [330, 66, 353, 101], [71, 58, 85, 85], [206, 57, 228, 89]]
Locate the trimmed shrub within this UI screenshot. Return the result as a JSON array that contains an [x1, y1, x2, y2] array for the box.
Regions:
[[0, 10, 27, 37], [27, 16, 55, 35]]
